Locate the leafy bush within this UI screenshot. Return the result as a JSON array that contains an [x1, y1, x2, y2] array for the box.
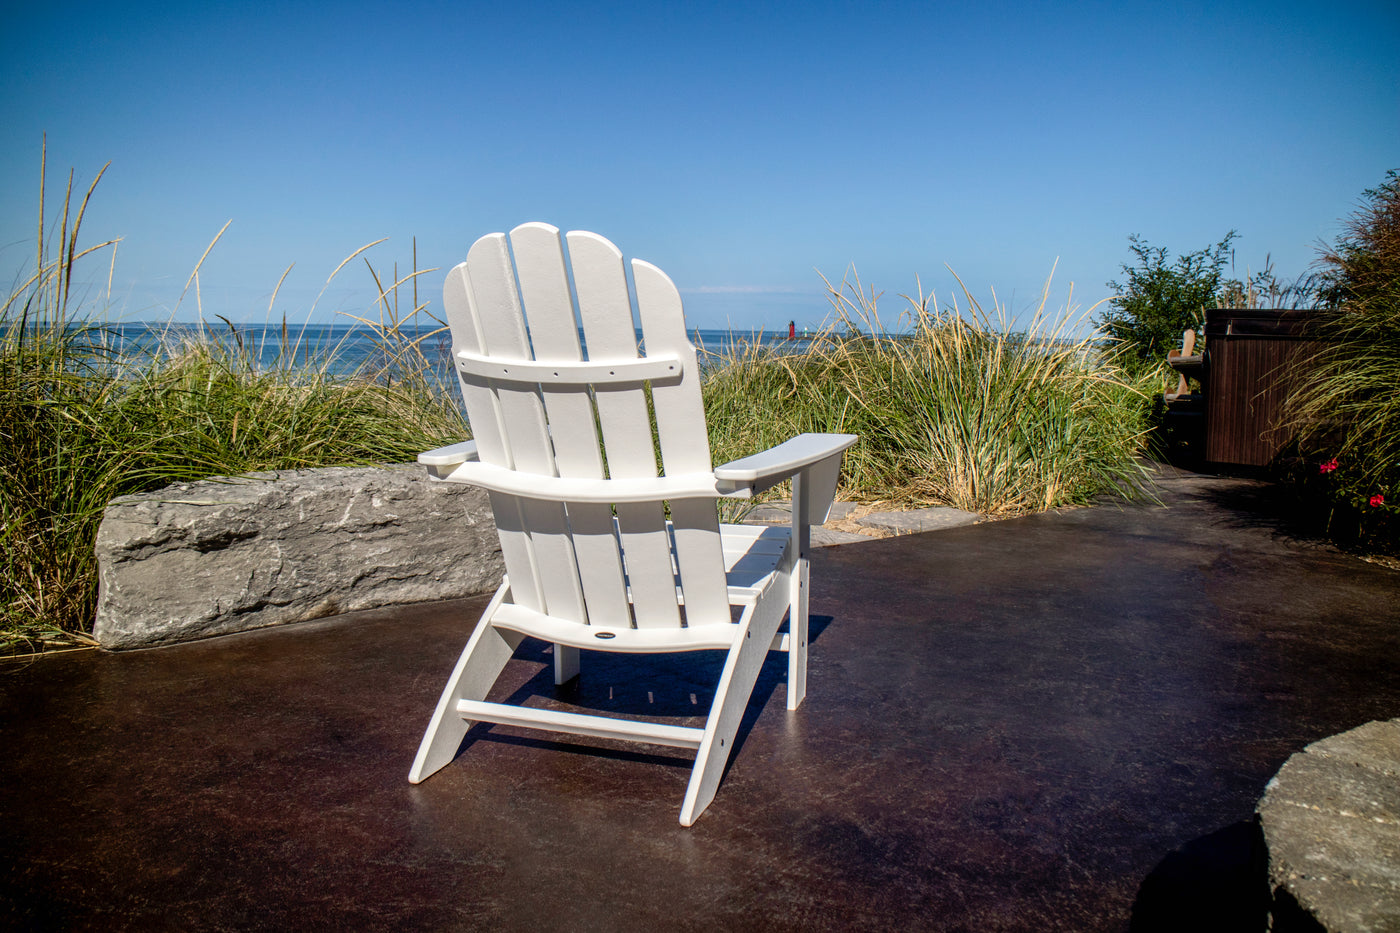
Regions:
[[1097, 233, 1239, 373]]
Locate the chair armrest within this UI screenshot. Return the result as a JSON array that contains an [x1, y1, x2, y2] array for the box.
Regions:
[[714, 433, 857, 493], [421, 461, 732, 502], [419, 441, 479, 479]]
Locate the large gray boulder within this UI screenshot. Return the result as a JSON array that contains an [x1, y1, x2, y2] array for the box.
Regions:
[[94, 465, 502, 649]]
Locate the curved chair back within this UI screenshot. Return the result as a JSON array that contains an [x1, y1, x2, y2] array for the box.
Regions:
[[443, 223, 730, 632]]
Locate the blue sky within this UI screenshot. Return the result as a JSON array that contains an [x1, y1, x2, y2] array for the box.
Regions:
[[2, 1, 1396, 331]]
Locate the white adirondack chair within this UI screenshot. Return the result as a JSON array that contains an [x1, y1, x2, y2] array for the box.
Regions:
[[408, 223, 856, 826]]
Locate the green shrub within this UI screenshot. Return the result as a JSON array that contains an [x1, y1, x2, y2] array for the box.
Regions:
[[1097, 233, 1239, 373]]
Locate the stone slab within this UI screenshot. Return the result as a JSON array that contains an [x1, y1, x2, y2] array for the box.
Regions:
[[743, 501, 860, 523], [742, 501, 982, 539], [855, 506, 981, 533], [94, 465, 502, 649], [1263, 753, 1400, 826], [1257, 718, 1400, 932], [1309, 720, 1400, 778], [811, 527, 875, 547]]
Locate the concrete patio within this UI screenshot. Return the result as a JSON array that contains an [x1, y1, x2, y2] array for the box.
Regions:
[[4, 466, 1398, 931]]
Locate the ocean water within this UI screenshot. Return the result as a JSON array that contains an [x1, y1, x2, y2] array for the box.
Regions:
[[95, 322, 820, 379]]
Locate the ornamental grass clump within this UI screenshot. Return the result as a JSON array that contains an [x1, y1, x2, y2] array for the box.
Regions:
[[1282, 170, 1400, 553], [1, 149, 467, 654], [703, 268, 1155, 514]]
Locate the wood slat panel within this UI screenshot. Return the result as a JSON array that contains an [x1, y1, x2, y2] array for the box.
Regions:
[[508, 223, 599, 475], [566, 231, 679, 629], [1205, 334, 1320, 467], [463, 234, 551, 472], [508, 222, 629, 627]]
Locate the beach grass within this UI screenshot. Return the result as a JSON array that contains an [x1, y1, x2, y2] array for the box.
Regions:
[[703, 268, 1156, 514], [4, 147, 1157, 654], [1, 152, 468, 653]]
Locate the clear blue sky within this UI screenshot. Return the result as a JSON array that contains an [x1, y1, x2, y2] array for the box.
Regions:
[[2, 0, 1397, 331]]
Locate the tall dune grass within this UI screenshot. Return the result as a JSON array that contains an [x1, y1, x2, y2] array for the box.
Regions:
[[5, 146, 1157, 654], [1, 152, 467, 654], [704, 269, 1156, 514]]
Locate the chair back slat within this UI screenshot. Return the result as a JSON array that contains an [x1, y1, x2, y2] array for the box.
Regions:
[[443, 261, 546, 614], [508, 223, 602, 476], [566, 231, 681, 629], [462, 233, 550, 471], [458, 234, 585, 623], [508, 223, 629, 625], [564, 232, 661, 477], [633, 260, 728, 627]]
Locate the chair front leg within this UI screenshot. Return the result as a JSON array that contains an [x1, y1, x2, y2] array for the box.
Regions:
[[409, 583, 523, 783], [680, 575, 791, 826]]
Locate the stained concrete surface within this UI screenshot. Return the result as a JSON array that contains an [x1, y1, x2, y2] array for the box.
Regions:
[[3, 467, 1399, 931]]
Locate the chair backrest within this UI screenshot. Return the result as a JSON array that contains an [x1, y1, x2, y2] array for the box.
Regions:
[[1166, 329, 1197, 396], [442, 223, 731, 632]]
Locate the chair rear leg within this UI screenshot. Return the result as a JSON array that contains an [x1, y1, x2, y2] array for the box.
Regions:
[[409, 584, 524, 783], [553, 644, 580, 684]]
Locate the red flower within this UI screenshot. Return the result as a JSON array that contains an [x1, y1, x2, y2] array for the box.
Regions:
[[1319, 458, 1338, 474], [1370, 494, 1385, 508]]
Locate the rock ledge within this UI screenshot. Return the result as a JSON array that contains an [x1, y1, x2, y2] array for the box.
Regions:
[[94, 465, 502, 649]]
